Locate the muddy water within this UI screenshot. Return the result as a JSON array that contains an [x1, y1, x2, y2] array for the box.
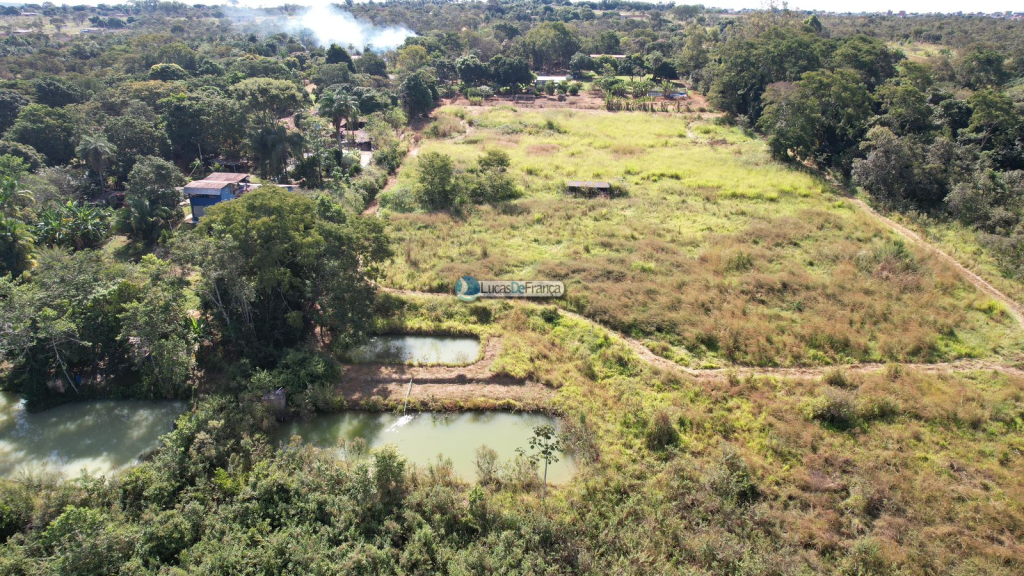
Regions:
[[275, 411, 575, 483], [349, 335, 481, 365], [0, 392, 185, 478]]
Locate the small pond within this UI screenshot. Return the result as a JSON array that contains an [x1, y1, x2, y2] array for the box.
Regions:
[[0, 392, 186, 478], [349, 335, 481, 365], [275, 411, 575, 483]]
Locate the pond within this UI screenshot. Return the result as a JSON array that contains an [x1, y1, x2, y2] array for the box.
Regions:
[[0, 392, 186, 478], [275, 411, 575, 483], [348, 335, 481, 365]]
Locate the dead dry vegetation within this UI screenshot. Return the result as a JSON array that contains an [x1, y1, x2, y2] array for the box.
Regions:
[[381, 107, 1022, 368], [377, 295, 1024, 572]]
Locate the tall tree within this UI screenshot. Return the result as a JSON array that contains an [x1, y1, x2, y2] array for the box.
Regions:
[[75, 133, 116, 191], [172, 188, 391, 360], [8, 104, 79, 166]]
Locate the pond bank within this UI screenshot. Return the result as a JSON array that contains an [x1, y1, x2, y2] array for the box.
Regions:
[[337, 337, 556, 411]]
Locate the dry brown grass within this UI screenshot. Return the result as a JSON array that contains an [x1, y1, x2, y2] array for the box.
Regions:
[[381, 109, 1022, 367]]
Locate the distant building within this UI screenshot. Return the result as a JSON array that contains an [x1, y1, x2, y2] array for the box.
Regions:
[[182, 172, 250, 220], [341, 130, 372, 152], [535, 75, 567, 87]]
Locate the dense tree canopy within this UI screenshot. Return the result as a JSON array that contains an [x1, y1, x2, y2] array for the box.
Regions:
[[174, 188, 391, 360]]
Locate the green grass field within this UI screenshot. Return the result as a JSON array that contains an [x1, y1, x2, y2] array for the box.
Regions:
[[380, 107, 1022, 368]]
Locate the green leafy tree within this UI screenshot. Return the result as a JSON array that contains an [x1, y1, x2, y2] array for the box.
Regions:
[[488, 55, 533, 90], [230, 78, 305, 129], [676, 24, 711, 79], [415, 152, 463, 211], [954, 46, 1009, 89], [831, 35, 901, 90], [247, 124, 293, 178], [160, 92, 246, 163], [456, 55, 489, 86], [117, 156, 186, 241], [852, 127, 941, 207], [355, 50, 388, 77], [875, 82, 933, 135], [757, 81, 817, 162], [568, 52, 594, 77], [172, 188, 391, 359], [710, 27, 822, 120], [8, 104, 79, 166], [33, 77, 85, 107], [0, 156, 36, 276], [521, 424, 563, 507], [966, 89, 1017, 150], [400, 72, 437, 118], [325, 44, 355, 71], [104, 115, 171, 181], [119, 255, 198, 398], [0, 89, 28, 134], [0, 140, 44, 171], [149, 63, 189, 81], [526, 22, 580, 71]]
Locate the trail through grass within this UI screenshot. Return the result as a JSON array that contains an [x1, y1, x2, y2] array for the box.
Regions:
[[381, 107, 1022, 368]]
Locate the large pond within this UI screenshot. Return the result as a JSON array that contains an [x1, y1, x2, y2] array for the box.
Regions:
[[0, 392, 185, 478], [348, 335, 481, 365], [275, 411, 575, 483]]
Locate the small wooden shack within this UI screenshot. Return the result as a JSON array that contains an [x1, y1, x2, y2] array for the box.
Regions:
[[341, 130, 373, 151], [566, 180, 614, 198]]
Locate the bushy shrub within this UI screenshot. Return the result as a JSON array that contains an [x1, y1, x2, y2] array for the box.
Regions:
[[378, 184, 418, 212], [822, 367, 854, 388], [424, 114, 465, 138], [804, 387, 859, 428], [645, 409, 680, 451], [249, 348, 339, 396]]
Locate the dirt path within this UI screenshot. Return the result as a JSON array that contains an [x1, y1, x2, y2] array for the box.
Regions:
[[380, 288, 1024, 381], [337, 337, 555, 408], [849, 198, 1024, 329], [361, 132, 423, 217]]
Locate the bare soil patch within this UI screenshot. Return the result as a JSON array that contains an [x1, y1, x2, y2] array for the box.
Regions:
[[337, 338, 555, 409]]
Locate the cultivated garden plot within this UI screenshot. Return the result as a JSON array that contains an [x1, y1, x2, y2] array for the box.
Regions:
[[381, 107, 1022, 368]]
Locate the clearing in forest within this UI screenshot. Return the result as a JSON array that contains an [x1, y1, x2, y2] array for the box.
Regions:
[[382, 106, 1022, 368]]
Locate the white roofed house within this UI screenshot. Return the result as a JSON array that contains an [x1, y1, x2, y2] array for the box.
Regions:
[[535, 75, 568, 87], [182, 172, 251, 221]]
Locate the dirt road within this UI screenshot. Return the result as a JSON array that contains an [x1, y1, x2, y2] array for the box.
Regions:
[[849, 197, 1024, 328], [379, 288, 1024, 383]]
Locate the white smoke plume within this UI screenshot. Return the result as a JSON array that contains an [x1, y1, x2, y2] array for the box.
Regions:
[[230, 3, 415, 52], [291, 5, 414, 52]]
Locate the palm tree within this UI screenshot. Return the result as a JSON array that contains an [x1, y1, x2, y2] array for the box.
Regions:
[[75, 133, 117, 192], [247, 124, 289, 179], [0, 174, 34, 218], [117, 194, 173, 243], [318, 87, 359, 145], [0, 213, 36, 276]]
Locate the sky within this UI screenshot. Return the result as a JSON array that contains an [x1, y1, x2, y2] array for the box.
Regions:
[[34, 0, 1020, 16], [217, 0, 1020, 14], [708, 0, 1020, 13]]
